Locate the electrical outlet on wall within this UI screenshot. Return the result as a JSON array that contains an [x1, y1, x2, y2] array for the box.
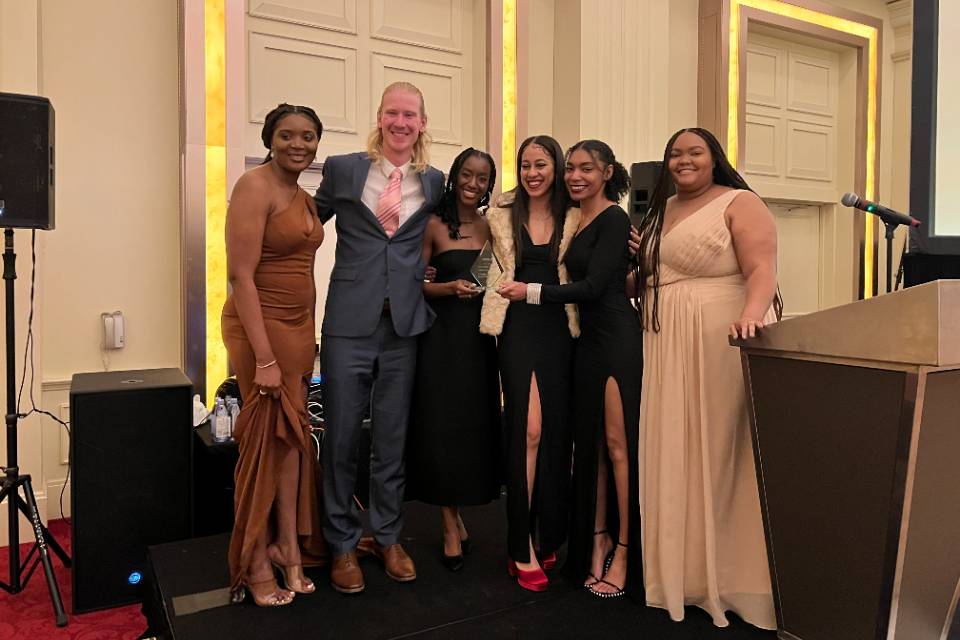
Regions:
[[101, 311, 125, 349]]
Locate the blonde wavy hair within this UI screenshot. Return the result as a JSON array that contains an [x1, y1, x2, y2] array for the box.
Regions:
[[366, 81, 433, 173]]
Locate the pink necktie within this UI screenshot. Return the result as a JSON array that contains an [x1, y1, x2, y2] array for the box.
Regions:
[[376, 168, 403, 237]]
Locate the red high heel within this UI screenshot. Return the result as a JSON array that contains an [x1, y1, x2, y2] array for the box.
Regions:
[[540, 551, 557, 571], [507, 559, 548, 592]]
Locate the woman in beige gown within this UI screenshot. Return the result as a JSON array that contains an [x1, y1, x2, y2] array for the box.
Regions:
[[632, 128, 780, 629]]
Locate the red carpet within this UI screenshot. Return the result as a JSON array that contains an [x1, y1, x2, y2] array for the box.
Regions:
[[0, 519, 146, 640]]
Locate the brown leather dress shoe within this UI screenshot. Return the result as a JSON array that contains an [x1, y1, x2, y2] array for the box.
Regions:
[[330, 551, 365, 594], [372, 543, 417, 582]]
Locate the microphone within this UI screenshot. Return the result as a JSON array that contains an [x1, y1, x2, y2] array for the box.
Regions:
[[840, 192, 921, 227]]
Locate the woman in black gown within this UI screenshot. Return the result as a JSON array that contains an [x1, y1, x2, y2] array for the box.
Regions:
[[480, 136, 581, 591], [407, 148, 501, 572], [499, 139, 642, 599]]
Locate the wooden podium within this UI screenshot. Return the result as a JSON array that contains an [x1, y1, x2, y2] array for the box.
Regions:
[[734, 280, 960, 640]]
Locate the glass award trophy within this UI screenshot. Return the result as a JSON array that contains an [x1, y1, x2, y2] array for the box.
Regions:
[[470, 241, 503, 291]]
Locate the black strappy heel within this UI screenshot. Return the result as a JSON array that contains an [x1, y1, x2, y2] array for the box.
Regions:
[[589, 540, 627, 599], [583, 530, 613, 589]]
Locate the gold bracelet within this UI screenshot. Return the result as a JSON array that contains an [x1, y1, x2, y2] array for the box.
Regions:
[[256, 359, 277, 369]]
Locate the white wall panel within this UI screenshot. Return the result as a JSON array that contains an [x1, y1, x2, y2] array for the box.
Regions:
[[770, 202, 823, 318], [248, 32, 358, 133], [746, 44, 783, 109], [787, 52, 836, 117], [370, 0, 462, 52], [786, 120, 834, 182], [744, 31, 840, 199], [744, 114, 782, 177], [248, 0, 358, 34], [371, 53, 462, 144]]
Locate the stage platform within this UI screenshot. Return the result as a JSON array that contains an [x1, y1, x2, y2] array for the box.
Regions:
[[146, 501, 775, 640]]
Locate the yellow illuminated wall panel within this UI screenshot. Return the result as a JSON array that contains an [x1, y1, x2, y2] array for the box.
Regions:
[[502, 0, 517, 191], [205, 0, 228, 404]]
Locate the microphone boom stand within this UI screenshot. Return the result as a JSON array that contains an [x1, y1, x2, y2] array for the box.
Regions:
[[883, 221, 899, 294], [0, 228, 70, 627]]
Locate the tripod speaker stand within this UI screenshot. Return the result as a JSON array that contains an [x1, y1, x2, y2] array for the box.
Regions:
[[0, 229, 70, 626], [0, 91, 67, 624]]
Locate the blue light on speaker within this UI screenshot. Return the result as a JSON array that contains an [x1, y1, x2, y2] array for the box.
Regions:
[[128, 571, 142, 585]]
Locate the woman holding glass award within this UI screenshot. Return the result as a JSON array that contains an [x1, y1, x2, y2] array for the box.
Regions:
[[406, 148, 502, 572], [498, 140, 642, 599], [479, 135, 580, 592]]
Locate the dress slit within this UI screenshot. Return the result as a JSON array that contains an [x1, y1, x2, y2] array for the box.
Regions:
[[498, 228, 574, 564], [573, 371, 639, 559], [555, 206, 642, 598], [506, 366, 556, 561]]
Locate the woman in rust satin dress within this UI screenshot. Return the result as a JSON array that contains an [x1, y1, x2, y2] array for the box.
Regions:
[[222, 104, 327, 607]]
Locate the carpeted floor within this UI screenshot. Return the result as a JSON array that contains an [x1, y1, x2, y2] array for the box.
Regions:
[[0, 519, 147, 640], [149, 501, 777, 640]]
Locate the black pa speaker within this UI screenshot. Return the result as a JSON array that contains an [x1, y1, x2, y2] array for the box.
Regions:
[[903, 253, 960, 287], [629, 161, 672, 227], [0, 92, 55, 230], [70, 368, 193, 612]]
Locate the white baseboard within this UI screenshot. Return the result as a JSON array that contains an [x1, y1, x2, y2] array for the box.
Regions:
[[0, 479, 70, 547], [0, 488, 46, 547], [45, 478, 71, 521], [41, 379, 72, 393]]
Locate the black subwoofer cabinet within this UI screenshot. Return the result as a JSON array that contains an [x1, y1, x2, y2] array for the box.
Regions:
[[70, 368, 193, 613]]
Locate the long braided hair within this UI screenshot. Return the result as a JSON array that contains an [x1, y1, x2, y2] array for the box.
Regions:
[[634, 127, 781, 331], [260, 103, 323, 164], [438, 148, 497, 239]]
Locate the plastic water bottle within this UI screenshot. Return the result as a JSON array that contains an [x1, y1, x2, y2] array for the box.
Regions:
[[192, 394, 207, 427], [212, 398, 230, 443], [226, 397, 240, 439]]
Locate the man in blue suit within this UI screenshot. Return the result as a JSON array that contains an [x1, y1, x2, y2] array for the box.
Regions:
[[314, 82, 444, 594]]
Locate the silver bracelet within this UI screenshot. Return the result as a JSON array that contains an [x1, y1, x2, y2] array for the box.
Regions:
[[526, 283, 542, 305], [256, 359, 277, 369]]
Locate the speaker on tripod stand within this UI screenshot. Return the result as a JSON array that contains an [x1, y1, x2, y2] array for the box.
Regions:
[[0, 92, 67, 627], [0, 92, 55, 230]]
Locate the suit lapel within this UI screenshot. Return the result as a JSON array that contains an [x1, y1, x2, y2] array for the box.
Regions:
[[396, 169, 435, 235], [353, 154, 372, 204], [420, 168, 435, 208], [353, 155, 387, 236]]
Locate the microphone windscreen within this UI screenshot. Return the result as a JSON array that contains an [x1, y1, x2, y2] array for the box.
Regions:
[[840, 192, 859, 207]]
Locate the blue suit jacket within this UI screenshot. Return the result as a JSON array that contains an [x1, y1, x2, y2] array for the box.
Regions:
[[314, 152, 444, 338]]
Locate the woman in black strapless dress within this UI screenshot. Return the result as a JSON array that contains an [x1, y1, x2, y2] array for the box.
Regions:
[[406, 148, 501, 572]]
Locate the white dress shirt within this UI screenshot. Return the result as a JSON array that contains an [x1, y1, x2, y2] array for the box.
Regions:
[[361, 157, 426, 228]]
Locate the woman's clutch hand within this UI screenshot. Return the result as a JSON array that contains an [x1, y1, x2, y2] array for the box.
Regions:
[[497, 281, 527, 301], [729, 317, 765, 340], [253, 362, 283, 398], [424, 265, 438, 282]]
